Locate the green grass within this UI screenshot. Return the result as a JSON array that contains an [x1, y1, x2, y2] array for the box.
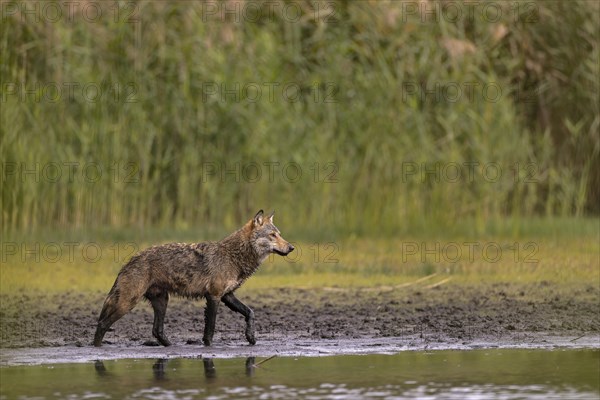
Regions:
[[2, 219, 597, 294]]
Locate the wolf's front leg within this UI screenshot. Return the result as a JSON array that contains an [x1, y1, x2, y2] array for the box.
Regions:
[[203, 295, 220, 346], [222, 292, 256, 345]]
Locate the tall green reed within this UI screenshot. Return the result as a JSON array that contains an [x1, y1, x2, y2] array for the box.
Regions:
[[1, 0, 597, 238]]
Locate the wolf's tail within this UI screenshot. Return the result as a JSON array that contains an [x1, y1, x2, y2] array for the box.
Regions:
[[97, 279, 120, 322], [93, 256, 150, 346], [93, 278, 123, 346]]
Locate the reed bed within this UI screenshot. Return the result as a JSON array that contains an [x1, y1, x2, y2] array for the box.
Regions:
[[1, 0, 598, 237]]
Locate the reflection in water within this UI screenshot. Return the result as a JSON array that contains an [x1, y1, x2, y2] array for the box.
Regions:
[[93, 360, 108, 377], [245, 357, 256, 377], [94, 357, 257, 382], [203, 357, 256, 380], [5, 350, 596, 400], [153, 358, 168, 380], [203, 358, 216, 380]]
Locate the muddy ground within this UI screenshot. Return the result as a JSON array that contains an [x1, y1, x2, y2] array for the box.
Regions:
[[1, 282, 598, 354]]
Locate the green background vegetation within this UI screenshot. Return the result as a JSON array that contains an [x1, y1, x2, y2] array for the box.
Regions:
[[2, 0, 598, 236], [1, 1, 598, 292]]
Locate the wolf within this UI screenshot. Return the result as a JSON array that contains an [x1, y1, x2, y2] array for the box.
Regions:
[[93, 210, 294, 347]]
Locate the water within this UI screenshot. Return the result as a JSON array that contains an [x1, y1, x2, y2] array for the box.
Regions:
[[1, 349, 598, 399]]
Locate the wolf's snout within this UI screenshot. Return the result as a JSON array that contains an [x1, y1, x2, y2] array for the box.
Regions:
[[288, 244, 295, 253]]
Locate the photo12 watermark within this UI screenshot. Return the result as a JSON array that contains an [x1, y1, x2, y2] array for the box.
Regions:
[[400, 162, 540, 184], [200, 161, 339, 184], [399, 1, 539, 24], [201, 81, 339, 104], [266, 241, 340, 264], [400, 81, 539, 105], [1, 1, 139, 24], [1, 81, 139, 104], [199, 0, 338, 24], [2, 2, 143, 55], [1, 161, 141, 184], [1, 241, 140, 264], [401, 241, 539, 264]]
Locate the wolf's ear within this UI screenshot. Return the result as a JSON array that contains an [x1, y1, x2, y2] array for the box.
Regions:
[[268, 210, 275, 223], [253, 210, 264, 226]]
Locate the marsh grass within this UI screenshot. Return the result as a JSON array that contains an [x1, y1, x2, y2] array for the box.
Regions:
[[1, 0, 598, 238], [1, 218, 597, 294]]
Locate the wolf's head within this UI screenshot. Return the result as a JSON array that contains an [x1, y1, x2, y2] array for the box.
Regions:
[[248, 210, 294, 261]]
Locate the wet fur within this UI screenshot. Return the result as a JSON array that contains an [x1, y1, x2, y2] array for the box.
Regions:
[[93, 210, 293, 347]]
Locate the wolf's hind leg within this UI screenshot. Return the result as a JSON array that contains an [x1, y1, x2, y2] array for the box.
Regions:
[[147, 289, 171, 346], [222, 292, 256, 345], [203, 295, 220, 346]]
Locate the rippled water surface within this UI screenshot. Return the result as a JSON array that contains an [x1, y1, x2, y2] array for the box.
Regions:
[[1, 349, 598, 399]]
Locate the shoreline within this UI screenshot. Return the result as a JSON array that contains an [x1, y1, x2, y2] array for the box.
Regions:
[[2, 334, 599, 366]]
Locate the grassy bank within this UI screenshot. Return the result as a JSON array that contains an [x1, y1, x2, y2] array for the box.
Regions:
[[1, 218, 597, 294]]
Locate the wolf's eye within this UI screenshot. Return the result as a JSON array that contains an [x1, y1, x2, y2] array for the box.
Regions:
[[270, 232, 277, 238]]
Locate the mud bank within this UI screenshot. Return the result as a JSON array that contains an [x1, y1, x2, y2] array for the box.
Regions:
[[3, 335, 600, 366], [1, 282, 599, 365]]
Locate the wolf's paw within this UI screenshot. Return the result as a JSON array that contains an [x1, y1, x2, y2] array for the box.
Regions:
[[153, 330, 172, 346], [246, 333, 256, 345]]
